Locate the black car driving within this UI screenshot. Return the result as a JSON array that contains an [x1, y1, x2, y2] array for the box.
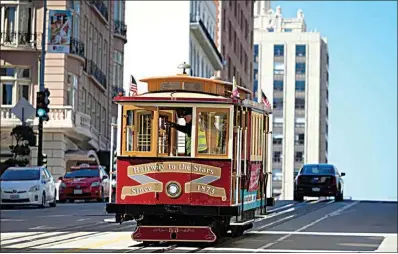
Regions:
[[294, 164, 345, 202]]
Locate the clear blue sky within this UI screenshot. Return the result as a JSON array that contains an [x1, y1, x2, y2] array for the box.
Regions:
[[271, 1, 397, 201]]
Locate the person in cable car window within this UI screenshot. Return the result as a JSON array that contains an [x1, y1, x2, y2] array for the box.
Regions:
[[166, 108, 208, 155]]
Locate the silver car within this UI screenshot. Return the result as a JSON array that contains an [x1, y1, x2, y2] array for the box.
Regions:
[[0, 166, 57, 208]]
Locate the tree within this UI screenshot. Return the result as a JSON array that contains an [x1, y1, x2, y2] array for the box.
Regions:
[[4, 125, 36, 167]]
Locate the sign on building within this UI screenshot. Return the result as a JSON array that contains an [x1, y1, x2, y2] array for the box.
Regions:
[[48, 10, 72, 54]]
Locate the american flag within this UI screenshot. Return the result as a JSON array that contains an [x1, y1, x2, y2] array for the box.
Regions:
[[129, 75, 137, 96], [261, 90, 272, 108]]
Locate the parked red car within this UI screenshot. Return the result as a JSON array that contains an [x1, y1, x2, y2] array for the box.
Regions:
[[59, 165, 110, 203]]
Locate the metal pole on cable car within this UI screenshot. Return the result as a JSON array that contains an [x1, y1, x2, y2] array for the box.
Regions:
[[109, 118, 116, 203]]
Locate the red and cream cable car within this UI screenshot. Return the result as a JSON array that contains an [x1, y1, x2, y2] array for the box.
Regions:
[[106, 70, 273, 244]]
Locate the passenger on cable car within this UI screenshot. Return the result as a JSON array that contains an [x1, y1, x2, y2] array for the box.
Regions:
[[166, 108, 208, 155]]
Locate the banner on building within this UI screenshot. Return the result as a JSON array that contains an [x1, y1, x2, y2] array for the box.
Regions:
[[48, 10, 72, 53]]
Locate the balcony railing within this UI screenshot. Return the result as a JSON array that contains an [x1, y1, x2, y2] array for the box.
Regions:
[[112, 86, 125, 97], [86, 60, 107, 89], [189, 14, 223, 64], [0, 32, 40, 49], [88, 0, 108, 21], [69, 38, 85, 59], [114, 20, 127, 37]]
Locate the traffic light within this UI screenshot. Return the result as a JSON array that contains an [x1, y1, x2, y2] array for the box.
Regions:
[[36, 88, 50, 121], [42, 153, 48, 167]]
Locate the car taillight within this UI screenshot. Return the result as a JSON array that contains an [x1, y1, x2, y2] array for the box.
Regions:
[[296, 176, 301, 185], [331, 177, 337, 186]]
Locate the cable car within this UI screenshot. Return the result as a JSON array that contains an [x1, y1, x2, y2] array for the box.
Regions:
[[106, 65, 273, 244]]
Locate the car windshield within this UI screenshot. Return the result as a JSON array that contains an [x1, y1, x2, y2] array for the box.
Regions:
[[64, 169, 99, 178], [301, 165, 335, 175], [1, 169, 40, 181]]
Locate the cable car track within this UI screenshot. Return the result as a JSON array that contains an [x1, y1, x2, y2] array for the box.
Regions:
[[122, 199, 338, 253], [1, 200, 337, 253]]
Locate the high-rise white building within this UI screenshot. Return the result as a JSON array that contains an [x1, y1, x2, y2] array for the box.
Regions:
[[124, 1, 223, 94], [253, 6, 329, 200]]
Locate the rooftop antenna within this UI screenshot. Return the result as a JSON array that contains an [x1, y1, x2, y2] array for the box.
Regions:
[[177, 62, 191, 75]]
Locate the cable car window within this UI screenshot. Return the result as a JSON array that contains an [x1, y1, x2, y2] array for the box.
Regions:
[[124, 108, 154, 152], [160, 82, 181, 91], [196, 109, 229, 156]]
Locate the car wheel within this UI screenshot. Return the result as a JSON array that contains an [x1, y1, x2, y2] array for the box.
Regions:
[[97, 188, 104, 202], [335, 192, 343, 202], [39, 193, 46, 208], [49, 191, 57, 207], [294, 193, 304, 202]]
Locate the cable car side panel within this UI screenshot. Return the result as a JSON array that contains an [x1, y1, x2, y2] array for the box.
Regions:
[[115, 157, 231, 206]]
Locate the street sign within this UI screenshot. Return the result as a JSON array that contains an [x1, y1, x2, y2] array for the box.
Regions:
[[11, 98, 36, 124]]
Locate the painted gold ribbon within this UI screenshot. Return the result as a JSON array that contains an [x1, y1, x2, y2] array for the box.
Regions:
[[122, 162, 226, 200]]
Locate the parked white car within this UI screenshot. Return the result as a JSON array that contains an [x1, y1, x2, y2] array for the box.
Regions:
[[0, 166, 57, 208]]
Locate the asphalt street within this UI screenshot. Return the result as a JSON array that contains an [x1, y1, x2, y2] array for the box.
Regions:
[[0, 199, 397, 253]]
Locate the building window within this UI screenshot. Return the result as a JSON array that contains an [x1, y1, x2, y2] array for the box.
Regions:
[[273, 117, 283, 127], [284, 28, 292, 32], [103, 40, 108, 75], [273, 134, 283, 144], [113, 50, 123, 88], [93, 28, 98, 63], [295, 98, 305, 109], [274, 45, 284, 57], [274, 62, 284, 75], [274, 80, 283, 91], [295, 133, 304, 145], [66, 73, 78, 109], [114, 0, 124, 21], [1, 3, 35, 45], [96, 101, 100, 131], [296, 63, 306, 74], [295, 152, 303, 162], [70, 0, 80, 39], [80, 87, 86, 113], [295, 81, 305, 91], [272, 168, 282, 181], [0, 67, 31, 105], [296, 45, 306, 57], [273, 151, 281, 162], [295, 117, 305, 128], [273, 98, 283, 109]]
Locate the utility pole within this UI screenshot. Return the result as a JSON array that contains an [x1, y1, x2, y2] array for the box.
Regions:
[[109, 118, 117, 203], [37, 0, 47, 166]]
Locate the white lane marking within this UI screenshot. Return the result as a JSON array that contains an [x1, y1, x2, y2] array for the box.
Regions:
[[4, 231, 95, 249], [104, 218, 116, 223], [376, 235, 398, 252], [44, 215, 70, 218], [175, 247, 199, 250], [1, 222, 111, 245], [0, 219, 25, 222], [255, 215, 295, 230], [339, 243, 380, 247], [256, 200, 358, 251], [267, 203, 295, 213], [202, 247, 368, 253], [29, 226, 47, 230], [0, 232, 43, 240], [248, 231, 396, 237], [38, 231, 134, 250]]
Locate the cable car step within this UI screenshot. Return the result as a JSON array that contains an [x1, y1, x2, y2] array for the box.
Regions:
[[132, 226, 216, 243]]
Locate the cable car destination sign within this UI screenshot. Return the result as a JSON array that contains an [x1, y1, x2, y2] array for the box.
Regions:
[[121, 162, 226, 201]]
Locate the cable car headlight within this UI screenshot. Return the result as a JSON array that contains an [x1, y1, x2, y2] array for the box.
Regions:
[[166, 182, 181, 198]]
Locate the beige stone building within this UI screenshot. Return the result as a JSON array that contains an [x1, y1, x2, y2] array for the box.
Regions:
[[0, 0, 127, 178]]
